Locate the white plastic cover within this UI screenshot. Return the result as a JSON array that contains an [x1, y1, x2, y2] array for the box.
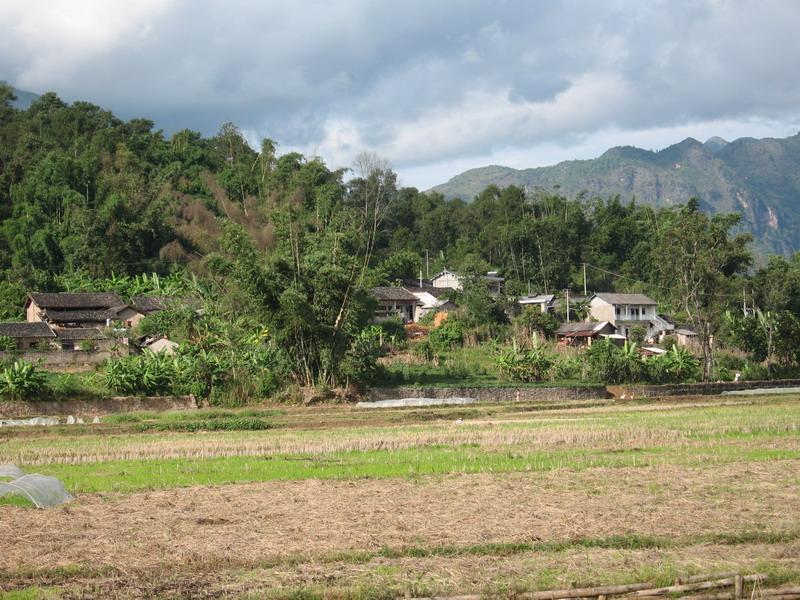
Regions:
[[0, 464, 26, 479], [0, 466, 73, 508]]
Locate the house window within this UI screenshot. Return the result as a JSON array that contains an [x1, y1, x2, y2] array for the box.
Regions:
[[631, 307, 640, 319], [615, 307, 621, 317], [61, 341, 75, 351]]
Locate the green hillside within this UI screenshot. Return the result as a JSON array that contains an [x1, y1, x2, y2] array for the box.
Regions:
[[431, 134, 800, 255]]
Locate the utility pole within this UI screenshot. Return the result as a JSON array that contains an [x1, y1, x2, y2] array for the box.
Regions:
[[582, 263, 587, 296], [742, 288, 747, 316], [565, 288, 571, 323], [425, 249, 429, 279]]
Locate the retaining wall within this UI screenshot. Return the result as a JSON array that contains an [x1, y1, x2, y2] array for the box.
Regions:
[[367, 385, 609, 402], [0, 349, 127, 371], [0, 395, 197, 418], [612, 379, 800, 399]]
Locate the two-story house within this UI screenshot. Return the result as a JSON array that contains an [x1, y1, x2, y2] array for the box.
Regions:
[[588, 293, 672, 340]]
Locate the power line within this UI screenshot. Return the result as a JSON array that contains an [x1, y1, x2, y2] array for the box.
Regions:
[[584, 263, 744, 300]]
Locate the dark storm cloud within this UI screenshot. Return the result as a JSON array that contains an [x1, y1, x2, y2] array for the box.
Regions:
[[2, 0, 799, 178]]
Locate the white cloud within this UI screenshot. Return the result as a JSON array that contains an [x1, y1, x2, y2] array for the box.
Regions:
[[2, 0, 800, 188], [0, 0, 181, 88]]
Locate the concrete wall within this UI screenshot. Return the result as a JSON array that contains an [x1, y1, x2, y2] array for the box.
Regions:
[[432, 272, 463, 290], [589, 298, 615, 323], [367, 385, 609, 402], [26, 302, 42, 323], [612, 379, 800, 399], [0, 395, 197, 418]]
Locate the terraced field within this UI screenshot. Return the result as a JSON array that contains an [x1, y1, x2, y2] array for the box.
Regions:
[[1, 395, 799, 598]]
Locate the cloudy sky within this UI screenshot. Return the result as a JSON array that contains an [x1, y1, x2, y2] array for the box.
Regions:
[[2, 0, 800, 189]]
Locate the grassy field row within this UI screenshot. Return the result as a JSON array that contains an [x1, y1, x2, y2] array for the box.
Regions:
[[2, 395, 799, 599]]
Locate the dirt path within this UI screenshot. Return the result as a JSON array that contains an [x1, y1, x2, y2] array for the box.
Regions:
[[2, 461, 798, 574]]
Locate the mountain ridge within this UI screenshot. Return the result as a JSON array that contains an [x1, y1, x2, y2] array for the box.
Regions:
[[430, 133, 800, 255], [0, 81, 39, 109]]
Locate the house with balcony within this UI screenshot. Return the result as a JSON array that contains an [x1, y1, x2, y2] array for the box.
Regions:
[[588, 293, 672, 340]]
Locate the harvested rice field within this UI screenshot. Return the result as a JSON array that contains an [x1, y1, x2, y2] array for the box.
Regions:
[[1, 394, 799, 599]]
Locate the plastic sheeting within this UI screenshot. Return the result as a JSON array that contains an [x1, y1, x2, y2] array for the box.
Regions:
[[0, 416, 60, 427], [356, 397, 476, 408], [0, 464, 26, 479], [0, 465, 73, 508]]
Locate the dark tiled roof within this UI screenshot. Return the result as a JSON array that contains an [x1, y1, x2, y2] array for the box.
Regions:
[[556, 321, 615, 336], [28, 292, 125, 310], [592, 293, 657, 305], [131, 295, 175, 313], [404, 285, 456, 299], [370, 287, 420, 302], [401, 278, 434, 288], [0, 322, 55, 338], [44, 309, 114, 323], [54, 328, 104, 341]]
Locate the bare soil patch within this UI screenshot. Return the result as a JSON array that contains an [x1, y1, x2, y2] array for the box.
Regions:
[[2, 460, 798, 576]]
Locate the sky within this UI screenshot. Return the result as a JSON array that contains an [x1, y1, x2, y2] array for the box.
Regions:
[[2, 0, 800, 190]]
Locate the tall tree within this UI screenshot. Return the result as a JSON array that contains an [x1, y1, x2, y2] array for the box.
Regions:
[[651, 200, 752, 379]]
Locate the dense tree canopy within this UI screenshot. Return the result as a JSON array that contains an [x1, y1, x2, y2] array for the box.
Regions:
[[1, 85, 798, 385]]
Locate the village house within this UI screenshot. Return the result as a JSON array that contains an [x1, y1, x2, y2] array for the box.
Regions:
[[430, 269, 504, 295], [370, 287, 420, 323], [142, 336, 180, 355], [518, 294, 556, 313], [25, 292, 145, 329], [0, 322, 57, 351], [555, 321, 618, 346], [588, 293, 673, 340], [402, 285, 458, 322], [53, 327, 118, 352], [131, 295, 177, 315]]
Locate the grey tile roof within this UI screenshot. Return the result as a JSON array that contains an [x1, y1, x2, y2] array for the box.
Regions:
[[44, 309, 114, 323], [370, 287, 420, 302], [556, 321, 614, 335], [131, 295, 175, 313], [28, 292, 125, 310], [0, 322, 55, 338], [592, 293, 657, 305], [404, 285, 457, 299], [54, 328, 104, 341]]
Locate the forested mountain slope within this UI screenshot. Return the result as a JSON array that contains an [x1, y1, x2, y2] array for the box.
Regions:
[[431, 134, 800, 255]]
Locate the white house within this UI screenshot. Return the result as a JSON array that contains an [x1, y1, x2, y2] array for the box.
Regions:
[[430, 270, 504, 295], [588, 293, 672, 340], [518, 294, 555, 313]]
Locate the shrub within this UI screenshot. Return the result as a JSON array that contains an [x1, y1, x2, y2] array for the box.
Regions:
[[104, 351, 182, 396], [79, 339, 98, 352], [31, 340, 56, 353], [377, 319, 406, 344], [660, 334, 678, 350], [135, 417, 273, 432], [0, 360, 48, 401], [341, 326, 385, 385], [495, 342, 554, 383], [428, 319, 464, 353], [585, 340, 646, 384], [628, 325, 647, 345], [0, 335, 17, 352], [514, 308, 559, 340]]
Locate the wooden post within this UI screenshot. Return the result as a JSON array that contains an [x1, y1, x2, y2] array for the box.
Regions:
[[734, 574, 743, 599]]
